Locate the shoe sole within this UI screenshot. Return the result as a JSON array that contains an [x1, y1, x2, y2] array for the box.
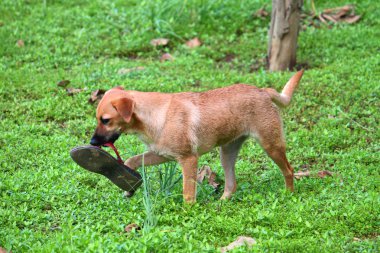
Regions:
[[70, 145, 142, 192]]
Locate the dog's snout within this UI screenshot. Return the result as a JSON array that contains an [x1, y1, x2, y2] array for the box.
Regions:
[[90, 135, 105, 146], [90, 132, 120, 146]]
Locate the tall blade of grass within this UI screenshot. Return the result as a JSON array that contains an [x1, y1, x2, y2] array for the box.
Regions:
[[141, 154, 157, 234]]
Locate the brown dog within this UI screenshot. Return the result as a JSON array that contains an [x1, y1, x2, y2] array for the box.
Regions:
[[91, 70, 304, 203]]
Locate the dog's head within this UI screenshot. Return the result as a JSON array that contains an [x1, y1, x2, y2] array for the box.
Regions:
[[90, 87, 134, 146]]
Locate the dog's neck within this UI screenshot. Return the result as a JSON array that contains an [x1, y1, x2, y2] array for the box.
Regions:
[[127, 91, 171, 144]]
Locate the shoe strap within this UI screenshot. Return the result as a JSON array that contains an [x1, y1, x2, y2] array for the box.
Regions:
[[103, 143, 123, 164]]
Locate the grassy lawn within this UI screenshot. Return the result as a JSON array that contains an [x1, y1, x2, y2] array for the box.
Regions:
[[0, 0, 379, 252]]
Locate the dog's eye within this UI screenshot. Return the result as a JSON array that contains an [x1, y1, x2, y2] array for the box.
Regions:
[[100, 117, 110, 125]]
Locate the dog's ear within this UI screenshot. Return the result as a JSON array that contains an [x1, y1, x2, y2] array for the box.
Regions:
[[111, 97, 134, 123]]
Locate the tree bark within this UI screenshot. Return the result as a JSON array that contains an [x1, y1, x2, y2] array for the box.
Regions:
[[268, 0, 303, 71]]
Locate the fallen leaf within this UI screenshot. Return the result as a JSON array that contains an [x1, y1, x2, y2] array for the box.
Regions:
[[124, 223, 141, 233], [197, 165, 220, 189], [302, 4, 361, 28], [342, 15, 361, 24], [317, 170, 333, 178], [220, 236, 256, 253], [295, 170, 337, 180], [57, 80, 70, 87], [353, 237, 361, 242], [318, 13, 328, 24], [160, 53, 174, 62], [319, 5, 360, 24], [150, 38, 169, 47], [88, 89, 106, 104], [223, 53, 236, 63], [191, 79, 201, 88], [66, 87, 83, 96], [323, 5, 352, 15], [117, 66, 145, 75], [254, 6, 269, 19], [16, 40, 24, 47], [185, 37, 201, 48], [294, 170, 311, 179], [0, 21, 4, 27], [249, 57, 267, 72], [321, 13, 338, 23]]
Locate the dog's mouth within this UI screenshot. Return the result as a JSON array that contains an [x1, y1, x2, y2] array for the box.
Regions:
[[90, 132, 121, 146], [106, 132, 121, 144]]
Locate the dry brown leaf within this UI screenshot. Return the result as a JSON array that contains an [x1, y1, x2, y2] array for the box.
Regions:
[[160, 53, 174, 62], [66, 87, 83, 96], [321, 13, 338, 23], [319, 5, 360, 24], [57, 80, 70, 88], [16, 40, 24, 47], [150, 38, 169, 47], [220, 236, 256, 253], [250, 57, 267, 72], [334, 5, 353, 18], [323, 5, 352, 14], [124, 223, 141, 233], [294, 170, 311, 179], [303, 4, 360, 28], [318, 13, 328, 24], [185, 38, 201, 48], [317, 170, 334, 178], [295, 170, 336, 180], [197, 165, 220, 189], [342, 15, 361, 24], [254, 6, 269, 18], [88, 89, 106, 104], [223, 53, 236, 63], [118, 66, 145, 75]]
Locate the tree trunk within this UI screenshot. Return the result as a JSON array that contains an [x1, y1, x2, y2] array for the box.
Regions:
[[267, 0, 303, 71]]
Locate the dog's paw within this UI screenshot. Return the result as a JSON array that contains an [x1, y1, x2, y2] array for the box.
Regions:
[[220, 192, 233, 200]]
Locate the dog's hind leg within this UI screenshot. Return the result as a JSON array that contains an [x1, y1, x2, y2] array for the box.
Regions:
[[253, 115, 294, 191], [261, 137, 294, 191], [264, 145, 294, 191], [220, 136, 247, 200]]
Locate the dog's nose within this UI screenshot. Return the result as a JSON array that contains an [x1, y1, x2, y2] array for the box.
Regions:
[[90, 135, 103, 146]]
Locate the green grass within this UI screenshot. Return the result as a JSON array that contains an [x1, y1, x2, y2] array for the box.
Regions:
[[0, 0, 379, 252]]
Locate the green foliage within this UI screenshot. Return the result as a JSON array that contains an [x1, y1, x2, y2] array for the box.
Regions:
[[0, 0, 379, 252]]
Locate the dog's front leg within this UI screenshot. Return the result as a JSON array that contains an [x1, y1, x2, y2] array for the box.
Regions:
[[123, 151, 170, 198], [178, 156, 198, 203], [124, 151, 170, 170]]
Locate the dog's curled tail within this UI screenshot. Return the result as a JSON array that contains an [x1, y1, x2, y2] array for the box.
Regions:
[[265, 70, 304, 108]]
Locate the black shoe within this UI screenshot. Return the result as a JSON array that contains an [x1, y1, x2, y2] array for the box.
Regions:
[[70, 145, 142, 192]]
